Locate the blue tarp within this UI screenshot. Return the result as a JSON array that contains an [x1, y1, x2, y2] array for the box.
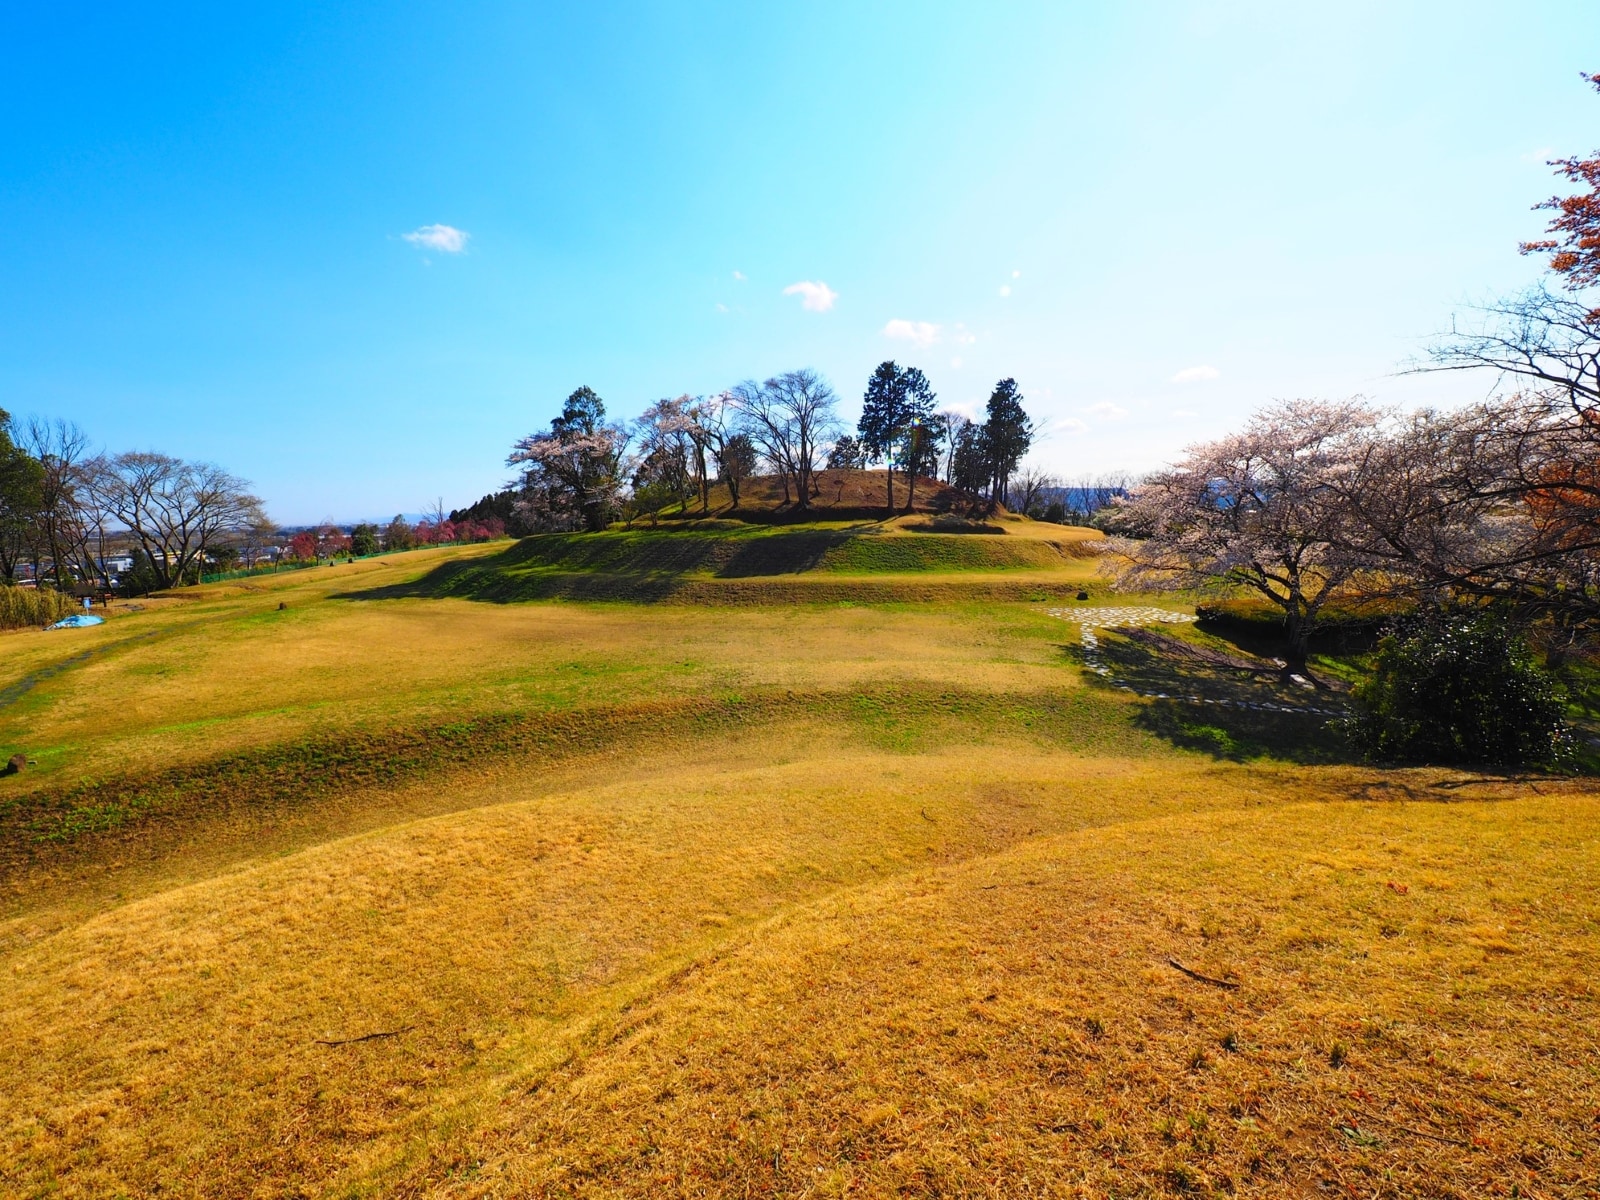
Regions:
[[46, 614, 105, 629]]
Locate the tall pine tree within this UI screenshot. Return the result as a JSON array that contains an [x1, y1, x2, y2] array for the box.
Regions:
[[983, 378, 1033, 510], [858, 362, 939, 513]]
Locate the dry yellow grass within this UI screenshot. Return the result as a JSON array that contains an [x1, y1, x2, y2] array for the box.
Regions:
[[411, 789, 1597, 1199], [1, 539, 1596, 1198]]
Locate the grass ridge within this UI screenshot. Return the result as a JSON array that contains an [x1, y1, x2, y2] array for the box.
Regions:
[[0, 684, 1149, 881]]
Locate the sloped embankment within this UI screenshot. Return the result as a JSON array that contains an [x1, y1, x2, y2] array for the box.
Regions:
[[342, 527, 1101, 604]]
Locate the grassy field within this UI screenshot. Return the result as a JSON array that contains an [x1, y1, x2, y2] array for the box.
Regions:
[[1, 524, 1595, 1198]]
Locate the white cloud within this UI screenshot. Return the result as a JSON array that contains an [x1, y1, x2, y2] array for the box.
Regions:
[[783, 280, 837, 312], [951, 324, 976, 345], [402, 224, 469, 253], [1084, 402, 1128, 420], [1172, 408, 1199, 418], [715, 303, 729, 313], [882, 318, 940, 347], [1522, 146, 1556, 164], [1170, 365, 1220, 384], [1051, 417, 1089, 435], [950, 356, 963, 369], [998, 285, 1012, 297], [732, 270, 746, 281], [1011, 269, 1021, 279]]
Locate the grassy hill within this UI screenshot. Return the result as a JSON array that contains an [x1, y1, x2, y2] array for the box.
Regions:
[[363, 518, 1104, 604], [1, 539, 1595, 1198]]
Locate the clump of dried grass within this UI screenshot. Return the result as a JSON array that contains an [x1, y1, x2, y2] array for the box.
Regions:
[[0, 585, 74, 631]]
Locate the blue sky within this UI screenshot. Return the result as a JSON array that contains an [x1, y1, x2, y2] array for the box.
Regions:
[[3, 2, 1596, 522]]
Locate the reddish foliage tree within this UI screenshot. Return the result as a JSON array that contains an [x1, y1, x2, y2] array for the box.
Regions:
[[287, 530, 318, 561], [1520, 72, 1600, 315]]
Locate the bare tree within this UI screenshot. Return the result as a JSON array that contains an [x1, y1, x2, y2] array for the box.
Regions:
[[1060, 471, 1134, 524], [731, 380, 793, 505], [731, 369, 840, 510], [20, 417, 90, 589], [87, 453, 266, 590], [68, 457, 122, 589], [235, 514, 281, 570], [696, 391, 745, 509], [1010, 464, 1058, 517], [935, 411, 970, 483], [1325, 394, 1600, 652], [1423, 287, 1600, 404]]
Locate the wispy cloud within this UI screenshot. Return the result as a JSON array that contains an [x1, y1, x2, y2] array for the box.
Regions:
[[402, 224, 470, 253], [732, 269, 746, 281], [882, 318, 939, 347], [1011, 269, 1021, 279], [1171, 365, 1220, 384], [1521, 146, 1556, 164], [998, 285, 1012, 297], [951, 324, 976, 346], [1084, 402, 1128, 421], [783, 280, 837, 312], [715, 303, 729, 313], [950, 356, 963, 369], [1171, 408, 1199, 418], [1051, 417, 1089, 435]]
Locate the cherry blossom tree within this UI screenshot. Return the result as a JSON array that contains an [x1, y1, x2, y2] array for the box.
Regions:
[[508, 387, 630, 532], [1106, 401, 1382, 675]]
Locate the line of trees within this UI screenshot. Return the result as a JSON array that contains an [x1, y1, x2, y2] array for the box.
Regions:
[[0, 411, 269, 591], [507, 366, 1039, 531]]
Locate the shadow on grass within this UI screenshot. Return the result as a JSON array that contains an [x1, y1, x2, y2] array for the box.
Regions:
[[1132, 701, 1350, 764], [1081, 629, 1353, 764], [334, 531, 857, 604], [335, 528, 1085, 605]]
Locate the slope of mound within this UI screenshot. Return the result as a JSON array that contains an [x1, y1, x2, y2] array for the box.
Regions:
[[348, 525, 1101, 605], [391, 792, 1600, 1199]]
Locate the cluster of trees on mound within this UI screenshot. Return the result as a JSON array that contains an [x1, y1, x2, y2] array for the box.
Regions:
[[505, 366, 1038, 532], [0, 411, 267, 592]]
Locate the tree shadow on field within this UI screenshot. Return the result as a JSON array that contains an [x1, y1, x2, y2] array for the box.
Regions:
[[1079, 627, 1353, 764], [715, 531, 848, 577]]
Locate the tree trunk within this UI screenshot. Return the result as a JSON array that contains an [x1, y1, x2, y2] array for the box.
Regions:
[[885, 464, 895, 515], [1281, 606, 1310, 675]]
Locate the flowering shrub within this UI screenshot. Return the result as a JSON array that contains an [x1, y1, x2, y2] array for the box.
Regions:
[[1343, 612, 1570, 767]]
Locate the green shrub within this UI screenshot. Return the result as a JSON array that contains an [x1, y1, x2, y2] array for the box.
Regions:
[[1344, 612, 1570, 767], [0, 585, 75, 630]]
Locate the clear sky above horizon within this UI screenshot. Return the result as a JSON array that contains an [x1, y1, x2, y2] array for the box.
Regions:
[[3, 2, 1597, 523]]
